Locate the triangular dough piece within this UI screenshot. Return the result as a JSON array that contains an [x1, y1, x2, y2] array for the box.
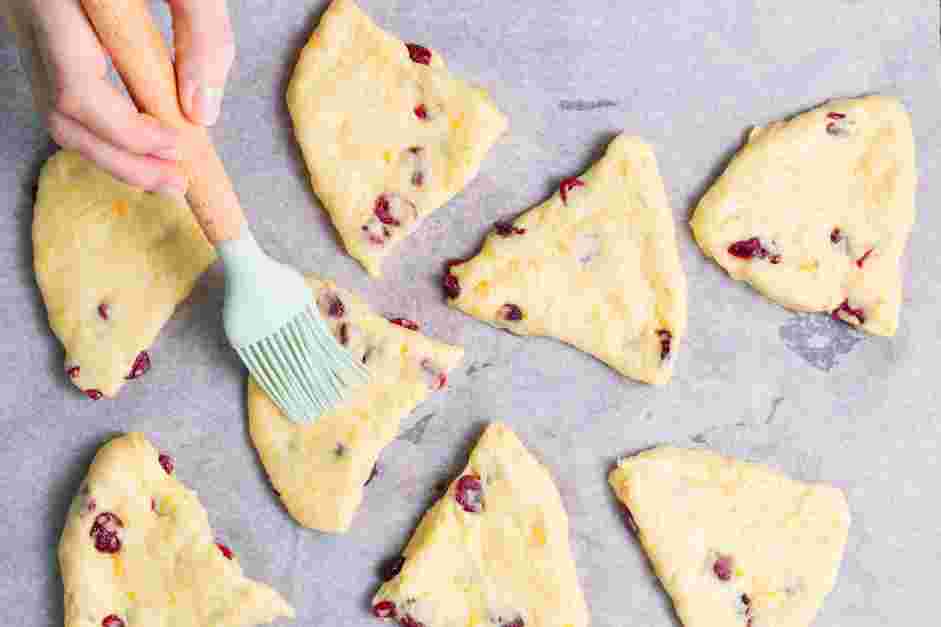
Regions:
[[609, 447, 851, 627], [372, 423, 589, 627], [248, 275, 463, 533], [33, 151, 215, 398], [690, 95, 916, 336], [287, 0, 508, 277], [445, 134, 687, 384], [59, 433, 294, 627]]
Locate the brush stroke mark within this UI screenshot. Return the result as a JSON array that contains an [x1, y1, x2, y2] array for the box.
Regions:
[[466, 361, 494, 376], [691, 421, 746, 444], [559, 98, 618, 111], [779, 313, 864, 371], [398, 413, 435, 445], [765, 396, 785, 425]]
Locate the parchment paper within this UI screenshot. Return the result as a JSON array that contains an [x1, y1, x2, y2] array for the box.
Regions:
[[1, 1, 939, 625]]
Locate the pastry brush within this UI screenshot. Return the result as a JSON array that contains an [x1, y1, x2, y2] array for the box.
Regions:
[[80, 0, 367, 421]]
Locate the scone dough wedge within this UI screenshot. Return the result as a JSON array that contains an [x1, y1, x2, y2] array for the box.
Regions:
[[287, 0, 508, 277], [445, 134, 687, 384], [248, 275, 463, 533], [609, 447, 851, 627], [59, 433, 294, 627], [691, 95, 916, 336], [372, 423, 590, 627], [33, 150, 215, 398]]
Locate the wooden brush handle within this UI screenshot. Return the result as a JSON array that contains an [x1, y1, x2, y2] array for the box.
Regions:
[[80, 0, 244, 243]]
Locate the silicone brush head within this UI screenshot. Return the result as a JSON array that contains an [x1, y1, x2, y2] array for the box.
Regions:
[[219, 229, 368, 423]]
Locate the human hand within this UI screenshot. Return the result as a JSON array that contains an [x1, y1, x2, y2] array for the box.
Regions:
[[7, 0, 234, 198]]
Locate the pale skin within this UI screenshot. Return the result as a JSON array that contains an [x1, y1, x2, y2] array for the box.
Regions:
[[4, 0, 234, 199]]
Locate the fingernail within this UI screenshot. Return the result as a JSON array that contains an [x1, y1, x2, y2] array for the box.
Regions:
[[154, 183, 187, 206], [193, 85, 223, 126]]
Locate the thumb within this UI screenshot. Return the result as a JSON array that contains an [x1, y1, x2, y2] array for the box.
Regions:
[[167, 0, 235, 126]]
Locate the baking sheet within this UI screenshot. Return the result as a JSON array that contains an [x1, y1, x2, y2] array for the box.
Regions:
[[1, 1, 940, 624]]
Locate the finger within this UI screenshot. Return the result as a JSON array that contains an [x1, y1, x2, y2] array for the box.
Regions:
[[48, 110, 186, 201], [167, 0, 235, 126], [56, 79, 181, 160], [32, 0, 180, 159]]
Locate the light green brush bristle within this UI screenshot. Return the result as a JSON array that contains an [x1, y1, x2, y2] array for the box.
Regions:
[[218, 227, 368, 423]]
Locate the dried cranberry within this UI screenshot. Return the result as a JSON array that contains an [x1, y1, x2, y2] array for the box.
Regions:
[[101, 615, 125, 627], [400, 614, 424, 627], [713, 554, 734, 581], [372, 600, 397, 618], [657, 329, 672, 362], [832, 300, 865, 324], [85, 389, 103, 401], [389, 318, 420, 331], [317, 290, 346, 319], [374, 195, 400, 226], [98, 303, 110, 320], [158, 452, 174, 475], [421, 359, 447, 390], [373, 193, 416, 230], [830, 228, 843, 244], [826, 112, 852, 137], [405, 43, 432, 65], [559, 177, 585, 204], [498, 304, 524, 322], [382, 556, 405, 581], [443, 259, 465, 299], [216, 542, 234, 560], [856, 248, 873, 268], [494, 221, 526, 237], [622, 505, 639, 535], [90, 512, 123, 553], [66, 365, 80, 379], [442, 273, 460, 299], [414, 105, 428, 120], [126, 351, 151, 380], [728, 237, 771, 260], [362, 220, 387, 246], [455, 474, 483, 513], [404, 146, 426, 188], [364, 464, 380, 486]]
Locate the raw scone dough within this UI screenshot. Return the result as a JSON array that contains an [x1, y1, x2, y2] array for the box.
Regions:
[[59, 433, 294, 627], [33, 150, 215, 398], [690, 95, 916, 336], [445, 134, 687, 384], [609, 447, 851, 627], [372, 423, 590, 627], [287, 0, 508, 277], [248, 275, 463, 533]]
